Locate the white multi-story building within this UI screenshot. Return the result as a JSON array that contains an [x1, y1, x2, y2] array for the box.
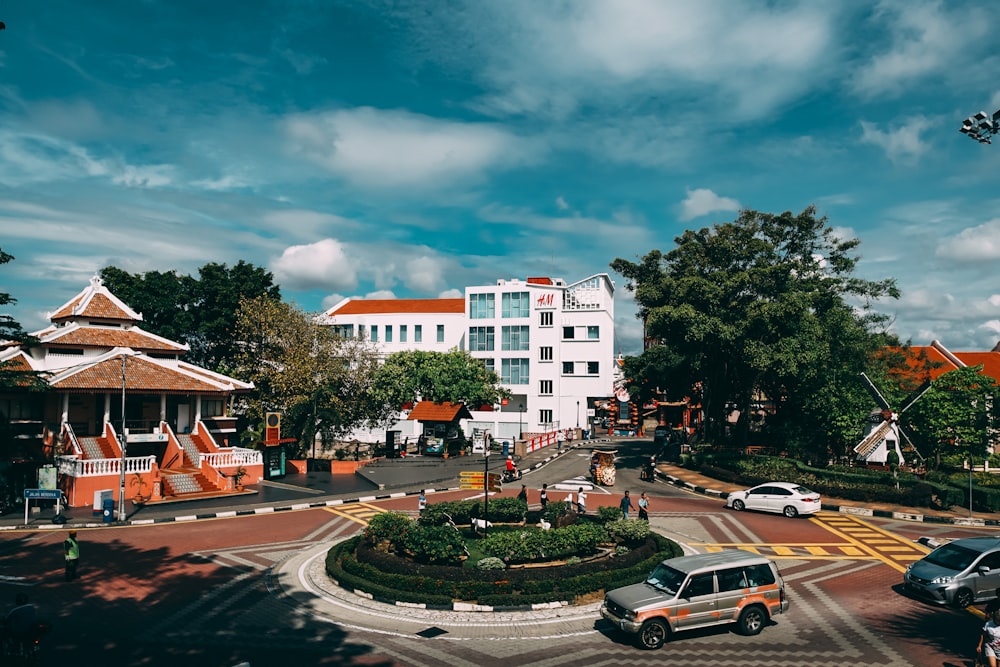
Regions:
[[320, 274, 616, 443]]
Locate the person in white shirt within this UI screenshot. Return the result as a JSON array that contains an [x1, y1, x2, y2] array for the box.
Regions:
[[576, 487, 587, 514]]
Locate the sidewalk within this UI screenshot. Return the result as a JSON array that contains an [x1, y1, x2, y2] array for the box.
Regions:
[[656, 463, 1000, 526]]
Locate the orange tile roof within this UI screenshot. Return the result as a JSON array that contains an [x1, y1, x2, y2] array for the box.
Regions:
[[42, 326, 187, 352], [50, 356, 234, 393], [329, 298, 465, 316], [406, 401, 473, 422], [526, 277, 553, 285], [887, 344, 1000, 385], [51, 292, 136, 322]]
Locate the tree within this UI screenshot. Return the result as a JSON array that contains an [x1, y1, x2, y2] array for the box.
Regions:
[[231, 296, 389, 458], [0, 248, 44, 390], [611, 207, 899, 452], [100, 261, 280, 372], [370, 350, 510, 409], [905, 365, 1000, 469]]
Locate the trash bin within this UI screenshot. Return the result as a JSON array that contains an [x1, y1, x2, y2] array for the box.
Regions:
[[102, 497, 115, 523], [502, 440, 510, 457]]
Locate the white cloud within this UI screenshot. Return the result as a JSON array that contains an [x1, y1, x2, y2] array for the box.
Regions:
[[439, 288, 463, 298], [271, 239, 357, 291], [851, 1, 989, 99], [679, 188, 740, 222], [404, 255, 446, 293], [283, 107, 538, 188], [555, 196, 569, 210], [937, 218, 1000, 262], [859, 118, 932, 165]]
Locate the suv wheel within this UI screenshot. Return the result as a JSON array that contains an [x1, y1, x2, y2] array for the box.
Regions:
[[636, 618, 669, 650], [783, 505, 799, 518], [955, 588, 974, 609], [737, 605, 768, 636]]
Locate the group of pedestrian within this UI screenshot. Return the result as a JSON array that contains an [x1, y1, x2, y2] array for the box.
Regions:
[[978, 589, 1000, 666], [619, 490, 650, 520]]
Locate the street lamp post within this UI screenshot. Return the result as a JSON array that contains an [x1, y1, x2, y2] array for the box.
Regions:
[[518, 403, 524, 439], [118, 354, 128, 522], [483, 447, 490, 537], [576, 401, 580, 429]]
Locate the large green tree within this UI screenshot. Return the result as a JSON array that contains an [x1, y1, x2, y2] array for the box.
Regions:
[[232, 296, 390, 457], [0, 248, 44, 390], [100, 261, 280, 372], [370, 350, 510, 409], [904, 365, 1000, 468], [611, 206, 899, 454]]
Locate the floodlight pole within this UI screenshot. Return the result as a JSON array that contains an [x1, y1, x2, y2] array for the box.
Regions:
[[118, 354, 128, 522], [483, 448, 490, 537]]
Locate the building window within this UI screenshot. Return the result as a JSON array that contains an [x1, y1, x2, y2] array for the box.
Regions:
[[587, 361, 600, 375], [563, 326, 575, 339], [502, 291, 530, 318], [370, 326, 378, 342], [333, 324, 354, 338], [358, 324, 366, 339], [414, 325, 422, 343], [588, 325, 599, 339], [203, 399, 224, 417], [400, 325, 408, 343], [562, 361, 575, 374], [469, 326, 495, 352], [539, 409, 553, 425], [437, 324, 445, 342], [539, 311, 553, 327], [502, 358, 530, 384], [540, 379, 553, 395], [501, 325, 530, 351], [539, 346, 553, 362], [385, 325, 393, 343], [470, 293, 495, 319], [483, 358, 495, 373]]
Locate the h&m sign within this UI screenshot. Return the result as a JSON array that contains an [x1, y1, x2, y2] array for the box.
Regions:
[[535, 293, 554, 308]]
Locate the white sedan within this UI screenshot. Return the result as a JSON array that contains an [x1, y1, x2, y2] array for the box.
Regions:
[[725, 481, 821, 518]]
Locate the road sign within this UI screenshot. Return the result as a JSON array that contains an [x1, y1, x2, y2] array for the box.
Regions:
[[24, 488, 63, 500], [460, 471, 486, 490]]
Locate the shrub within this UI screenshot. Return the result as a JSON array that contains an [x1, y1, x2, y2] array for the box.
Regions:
[[363, 511, 413, 550], [476, 557, 507, 570], [605, 519, 651, 545], [596, 506, 621, 523], [400, 523, 468, 565], [614, 545, 630, 557]]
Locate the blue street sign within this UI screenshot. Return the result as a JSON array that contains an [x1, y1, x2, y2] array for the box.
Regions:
[[23, 488, 63, 500]]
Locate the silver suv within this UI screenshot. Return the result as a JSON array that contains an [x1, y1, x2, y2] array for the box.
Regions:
[[600, 549, 788, 650], [904, 536, 1000, 608]]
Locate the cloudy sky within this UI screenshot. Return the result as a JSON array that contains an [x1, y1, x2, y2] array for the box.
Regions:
[[2, 0, 999, 356]]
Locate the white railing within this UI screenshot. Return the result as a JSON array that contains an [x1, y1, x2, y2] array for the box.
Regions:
[[201, 448, 262, 469], [55, 455, 156, 478]]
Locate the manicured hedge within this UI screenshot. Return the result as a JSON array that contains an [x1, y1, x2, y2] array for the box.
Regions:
[[325, 532, 682, 607]]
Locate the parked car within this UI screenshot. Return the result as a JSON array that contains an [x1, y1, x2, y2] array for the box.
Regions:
[[904, 536, 1000, 608], [725, 481, 821, 518], [601, 549, 788, 649], [423, 438, 445, 456]]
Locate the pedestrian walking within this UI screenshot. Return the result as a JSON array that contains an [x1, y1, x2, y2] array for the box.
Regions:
[[638, 492, 649, 520], [620, 490, 635, 519], [517, 485, 528, 503], [418, 491, 427, 513], [576, 487, 587, 514], [64, 530, 80, 581], [540, 483, 548, 512], [978, 608, 1000, 666]]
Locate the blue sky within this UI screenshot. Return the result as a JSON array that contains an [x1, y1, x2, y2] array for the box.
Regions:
[[2, 1, 1000, 357]]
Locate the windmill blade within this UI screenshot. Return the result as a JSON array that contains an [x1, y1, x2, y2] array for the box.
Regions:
[[899, 379, 933, 414], [898, 426, 925, 463], [860, 373, 892, 410]]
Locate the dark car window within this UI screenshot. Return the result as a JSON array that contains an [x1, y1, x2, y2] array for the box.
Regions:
[[750, 486, 773, 495], [979, 552, 1000, 571], [682, 573, 714, 598], [773, 487, 792, 496], [744, 563, 776, 587], [717, 567, 747, 592], [924, 544, 979, 571]]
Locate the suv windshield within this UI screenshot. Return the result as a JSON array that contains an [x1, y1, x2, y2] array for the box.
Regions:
[[646, 564, 686, 595], [924, 543, 979, 571]]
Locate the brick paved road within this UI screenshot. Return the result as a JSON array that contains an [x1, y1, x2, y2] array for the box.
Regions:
[[0, 492, 985, 666]]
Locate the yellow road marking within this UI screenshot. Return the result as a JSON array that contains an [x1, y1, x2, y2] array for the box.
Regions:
[[808, 514, 930, 573], [323, 501, 386, 526]]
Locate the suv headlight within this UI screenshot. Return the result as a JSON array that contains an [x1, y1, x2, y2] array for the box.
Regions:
[[623, 610, 637, 621], [931, 575, 953, 584]]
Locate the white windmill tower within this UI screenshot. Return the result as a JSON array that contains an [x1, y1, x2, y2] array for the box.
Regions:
[[854, 373, 932, 466]]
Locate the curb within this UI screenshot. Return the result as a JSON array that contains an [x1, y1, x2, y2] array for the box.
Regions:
[[656, 470, 1000, 527]]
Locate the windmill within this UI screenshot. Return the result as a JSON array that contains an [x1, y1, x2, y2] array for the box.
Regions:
[[854, 373, 932, 466]]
